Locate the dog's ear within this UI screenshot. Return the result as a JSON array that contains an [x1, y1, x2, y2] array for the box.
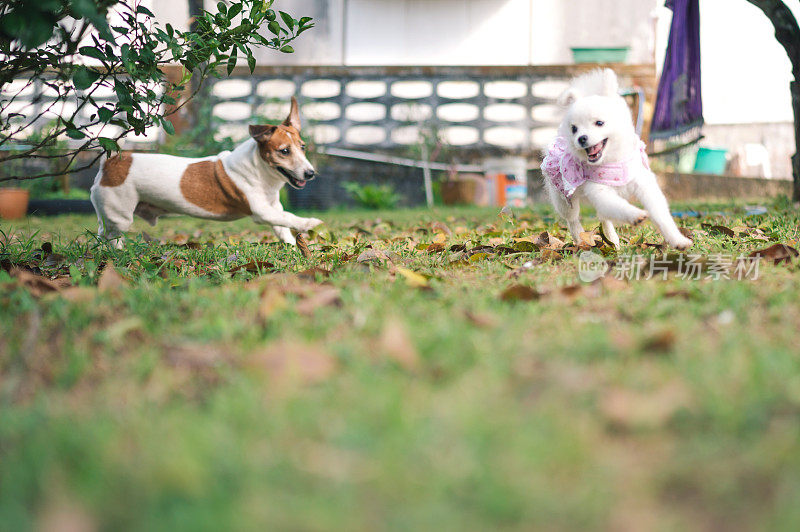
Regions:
[[600, 68, 619, 97], [282, 96, 301, 131], [558, 88, 579, 107], [249, 124, 277, 142]]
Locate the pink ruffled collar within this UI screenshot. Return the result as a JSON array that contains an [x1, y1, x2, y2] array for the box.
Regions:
[[541, 137, 650, 199]]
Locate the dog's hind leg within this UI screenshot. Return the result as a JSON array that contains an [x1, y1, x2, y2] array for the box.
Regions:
[[582, 183, 648, 226], [634, 173, 692, 250], [546, 180, 584, 243]]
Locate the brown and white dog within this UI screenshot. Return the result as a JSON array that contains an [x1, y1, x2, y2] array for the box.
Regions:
[[90, 97, 322, 248]]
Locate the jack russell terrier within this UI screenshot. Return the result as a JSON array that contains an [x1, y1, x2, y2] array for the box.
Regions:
[[90, 97, 322, 248]]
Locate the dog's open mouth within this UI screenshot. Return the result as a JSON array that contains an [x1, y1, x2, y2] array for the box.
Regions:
[[585, 138, 608, 163], [277, 167, 308, 189]]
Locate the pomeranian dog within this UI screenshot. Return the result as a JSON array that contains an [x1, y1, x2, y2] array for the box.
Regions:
[[541, 69, 691, 250]]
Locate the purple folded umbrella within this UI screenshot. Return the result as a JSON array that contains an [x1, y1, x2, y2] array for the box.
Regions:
[[650, 0, 704, 140]]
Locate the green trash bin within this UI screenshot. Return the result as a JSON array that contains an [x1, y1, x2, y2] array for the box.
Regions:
[[693, 147, 728, 175]]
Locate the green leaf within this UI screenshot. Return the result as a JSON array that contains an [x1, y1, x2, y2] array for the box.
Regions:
[[247, 52, 256, 73], [79, 46, 106, 62], [98, 137, 120, 152], [228, 3, 243, 18], [279, 45, 294, 54], [136, 5, 155, 17], [161, 118, 175, 135], [65, 126, 86, 140], [98, 107, 114, 122], [72, 66, 100, 90], [279, 11, 295, 30], [226, 48, 238, 75], [267, 21, 280, 35]]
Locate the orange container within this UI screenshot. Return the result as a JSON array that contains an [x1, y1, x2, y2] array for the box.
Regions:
[[0, 188, 30, 220]]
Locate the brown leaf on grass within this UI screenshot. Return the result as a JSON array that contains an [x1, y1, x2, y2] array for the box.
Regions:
[[701, 223, 735, 237], [432, 232, 448, 245], [165, 343, 230, 385], [59, 286, 97, 303], [464, 309, 497, 328], [395, 267, 430, 289], [449, 243, 467, 253], [295, 286, 342, 316], [678, 227, 694, 240], [229, 260, 276, 274], [579, 231, 602, 249], [296, 267, 331, 281], [600, 382, 691, 431], [97, 265, 127, 293], [378, 319, 419, 371], [748, 243, 799, 265], [356, 248, 391, 263], [246, 340, 337, 386], [534, 231, 566, 250], [642, 329, 677, 353], [8, 268, 67, 297], [500, 284, 543, 302], [258, 287, 288, 321], [430, 221, 452, 236], [296, 234, 312, 258], [426, 242, 446, 253], [539, 249, 563, 262]]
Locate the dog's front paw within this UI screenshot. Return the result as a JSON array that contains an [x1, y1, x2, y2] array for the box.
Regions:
[[632, 211, 648, 226], [670, 236, 693, 251], [300, 217, 324, 231]]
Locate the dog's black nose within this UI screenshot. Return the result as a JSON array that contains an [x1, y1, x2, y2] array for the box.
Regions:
[[578, 135, 588, 146], [304, 169, 316, 180]]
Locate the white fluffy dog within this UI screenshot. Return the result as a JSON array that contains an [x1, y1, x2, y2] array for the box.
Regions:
[[541, 69, 692, 250]]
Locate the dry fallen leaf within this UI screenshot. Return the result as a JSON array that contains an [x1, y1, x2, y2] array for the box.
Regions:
[[295, 286, 342, 316], [97, 265, 127, 293], [534, 231, 566, 250], [228, 260, 276, 274], [7, 268, 67, 297], [296, 234, 312, 258], [701, 223, 735, 237], [356, 248, 391, 263], [600, 382, 691, 431], [641, 329, 677, 353], [246, 340, 337, 386], [378, 318, 419, 371], [500, 284, 543, 302], [395, 267, 430, 289], [258, 287, 288, 321], [748, 243, 799, 265]]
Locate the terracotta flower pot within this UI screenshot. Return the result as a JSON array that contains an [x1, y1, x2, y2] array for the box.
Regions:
[[0, 188, 30, 220]]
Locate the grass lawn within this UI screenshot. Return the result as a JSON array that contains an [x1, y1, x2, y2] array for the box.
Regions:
[[2, 198, 800, 531]]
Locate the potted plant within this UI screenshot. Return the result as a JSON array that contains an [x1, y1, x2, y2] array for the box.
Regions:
[[0, 157, 30, 220], [0, 182, 30, 220]]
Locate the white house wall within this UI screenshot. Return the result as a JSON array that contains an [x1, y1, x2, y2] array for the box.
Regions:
[[146, 0, 659, 66]]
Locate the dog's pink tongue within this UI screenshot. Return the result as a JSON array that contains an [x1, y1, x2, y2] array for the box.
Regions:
[[587, 142, 603, 156]]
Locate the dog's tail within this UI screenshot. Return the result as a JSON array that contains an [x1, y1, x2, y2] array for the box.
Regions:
[[558, 68, 619, 106]]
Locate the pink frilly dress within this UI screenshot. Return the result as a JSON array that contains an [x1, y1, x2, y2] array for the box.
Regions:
[[541, 137, 650, 200]]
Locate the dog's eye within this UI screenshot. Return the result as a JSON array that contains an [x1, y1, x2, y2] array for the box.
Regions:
[[301, 145, 306, 151], [595, 121, 604, 127], [280, 147, 290, 155], [571, 125, 577, 134]]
